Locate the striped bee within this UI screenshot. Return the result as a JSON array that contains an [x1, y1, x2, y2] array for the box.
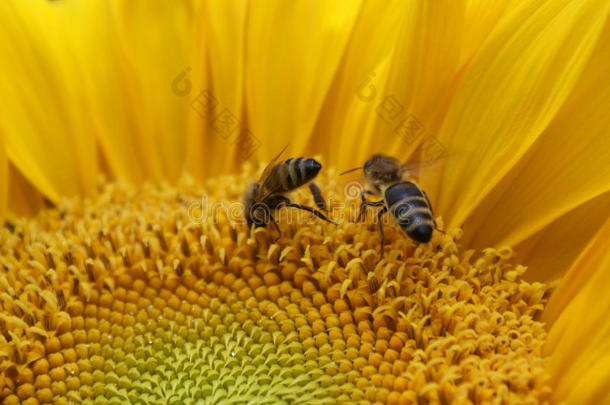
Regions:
[[243, 146, 336, 231], [342, 154, 437, 257]]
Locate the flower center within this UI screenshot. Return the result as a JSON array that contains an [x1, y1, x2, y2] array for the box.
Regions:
[[0, 168, 552, 404]]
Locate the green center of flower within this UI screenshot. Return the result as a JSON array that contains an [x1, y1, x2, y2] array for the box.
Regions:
[[0, 169, 553, 404]]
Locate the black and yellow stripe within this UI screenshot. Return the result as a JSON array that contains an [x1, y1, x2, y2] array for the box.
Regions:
[[272, 158, 322, 193], [384, 182, 434, 243]]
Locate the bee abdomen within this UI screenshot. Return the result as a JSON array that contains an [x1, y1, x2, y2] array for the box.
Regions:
[[280, 158, 322, 192], [385, 182, 433, 243]]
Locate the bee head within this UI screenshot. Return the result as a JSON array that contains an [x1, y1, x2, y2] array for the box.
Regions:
[[363, 154, 403, 188], [243, 182, 269, 228]]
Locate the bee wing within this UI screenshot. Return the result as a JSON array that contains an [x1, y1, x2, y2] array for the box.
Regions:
[[400, 160, 439, 173], [257, 163, 283, 198], [400, 147, 453, 176], [258, 143, 289, 183], [254, 144, 289, 200]]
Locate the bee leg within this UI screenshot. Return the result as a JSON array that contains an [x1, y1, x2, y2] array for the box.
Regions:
[[361, 189, 375, 203], [269, 213, 281, 236], [376, 206, 388, 259], [356, 201, 384, 222], [356, 190, 382, 222], [434, 221, 446, 234], [284, 202, 338, 225], [308, 182, 327, 211]]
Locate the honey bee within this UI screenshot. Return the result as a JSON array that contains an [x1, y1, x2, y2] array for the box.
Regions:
[[342, 154, 438, 257], [243, 146, 336, 231]]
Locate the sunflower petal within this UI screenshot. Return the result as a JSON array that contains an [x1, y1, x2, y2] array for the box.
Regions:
[[515, 192, 610, 282], [354, 0, 466, 165], [245, 0, 362, 160], [312, 0, 472, 172], [460, 0, 517, 66], [0, 1, 98, 202], [543, 218, 610, 404], [186, 0, 248, 178], [425, 0, 610, 230], [461, 20, 610, 261], [308, 0, 405, 168], [77, 1, 195, 183], [374, 0, 466, 159]]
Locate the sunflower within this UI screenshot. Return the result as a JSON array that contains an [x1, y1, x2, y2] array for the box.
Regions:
[[1, 0, 609, 404]]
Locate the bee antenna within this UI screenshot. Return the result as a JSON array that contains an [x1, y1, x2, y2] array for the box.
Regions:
[[339, 167, 362, 176]]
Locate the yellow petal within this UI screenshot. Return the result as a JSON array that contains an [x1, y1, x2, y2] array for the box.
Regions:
[[186, 0, 248, 178], [308, 0, 405, 168], [0, 1, 98, 202], [460, 0, 517, 66], [424, 0, 610, 231], [543, 218, 610, 404], [374, 0, 466, 160], [317, 0, 517, 172], [515, 192, 610, 283], [313, 0, 472, 172], [245, 0, 362, 161], [78, 1, 195, 183], [7, 162, 46, 218], [461, 20, 610, 259]]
